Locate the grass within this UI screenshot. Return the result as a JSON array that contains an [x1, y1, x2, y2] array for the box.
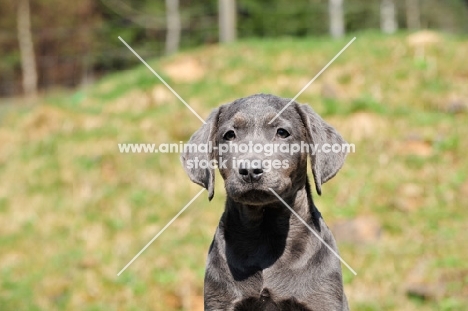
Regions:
[[0, 30, 468, 310]]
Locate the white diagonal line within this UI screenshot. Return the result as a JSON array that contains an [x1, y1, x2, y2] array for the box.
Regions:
[[269, 37, 356, 124], [117, 188, 205, 276], [118, 36, 206, 125], [268, 188, 357, 275]]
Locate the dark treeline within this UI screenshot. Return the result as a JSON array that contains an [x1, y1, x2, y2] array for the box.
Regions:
[[1, 0, 467, 97]]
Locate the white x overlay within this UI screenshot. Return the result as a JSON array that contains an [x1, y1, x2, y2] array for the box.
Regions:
[[117, 188, 205, 276], [116, 35, 357, 276], [269, 188, 357, 275], [269, 37, 356, 124], [118, 36, 206, 124]]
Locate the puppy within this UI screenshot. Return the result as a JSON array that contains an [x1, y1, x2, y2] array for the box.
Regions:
[[182, 94, 350, 310]]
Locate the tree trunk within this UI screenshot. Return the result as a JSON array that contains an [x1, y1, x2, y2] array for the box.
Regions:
[[381, 0, 398, 34], [219, 0, 236, 43], [329, 0, 345, 38], [165, 0, 181, 55], [406, 0, 421, 30], [17, 0, 38, 97]]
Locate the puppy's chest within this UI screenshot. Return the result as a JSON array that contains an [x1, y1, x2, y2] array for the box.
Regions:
[[234, 268, 312, 309], [233, 283, 312, 311]]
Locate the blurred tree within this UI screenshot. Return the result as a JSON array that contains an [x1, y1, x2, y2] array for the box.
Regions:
[[17, 0, 38, 97], [219, 0, 237, 42], [329, 0, 345, 38], [381, 0, 397, 34], [165, 0, 181, 54], [406, 0, 421, 29]]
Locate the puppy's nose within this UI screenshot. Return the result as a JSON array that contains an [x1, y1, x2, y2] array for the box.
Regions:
[[238, 167, 264, 182]]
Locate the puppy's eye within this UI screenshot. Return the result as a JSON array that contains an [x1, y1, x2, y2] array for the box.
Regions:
[[276, 128, 290, 138], [223, 130, 236, 141]]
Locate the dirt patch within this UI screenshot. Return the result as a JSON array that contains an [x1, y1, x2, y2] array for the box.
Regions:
[[330, 112, 388, 141], [396, 140, 433, 157], [331, 215, 382, 245], [393, 183, 425, 212], [21, 105, 66, 139], [105, 89, 152, 114], [151, 85, 175, 105], [407, 31, 443, 47], [163, 56, 206, 83], [404, 259, 449, 301]]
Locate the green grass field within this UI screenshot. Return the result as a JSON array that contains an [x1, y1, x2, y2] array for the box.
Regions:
[[0, 31, 467, 310]]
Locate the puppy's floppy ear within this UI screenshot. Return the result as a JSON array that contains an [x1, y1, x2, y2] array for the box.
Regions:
[[295, 103, 347, 195], [180, 107, 221, 201]]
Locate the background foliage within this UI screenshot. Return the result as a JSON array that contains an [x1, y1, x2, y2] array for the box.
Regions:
[[1, 0, 468, 96]]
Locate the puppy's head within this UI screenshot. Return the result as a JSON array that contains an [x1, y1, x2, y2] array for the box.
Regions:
[[181, 94, 347, 205]]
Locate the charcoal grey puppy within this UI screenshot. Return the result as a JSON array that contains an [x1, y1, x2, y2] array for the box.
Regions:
[[181, 94, 350, 310]]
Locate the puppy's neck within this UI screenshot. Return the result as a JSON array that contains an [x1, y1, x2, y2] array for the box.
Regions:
[[224, 184, 314, 229], [221, 179, 322, 280]]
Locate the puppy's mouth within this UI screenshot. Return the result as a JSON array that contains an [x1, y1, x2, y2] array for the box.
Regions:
[[238, 189, 273, 204], [226, 183, 282, 205]]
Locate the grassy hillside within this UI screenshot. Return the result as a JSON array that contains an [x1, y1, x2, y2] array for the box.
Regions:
[[0, 31, 467, 310]]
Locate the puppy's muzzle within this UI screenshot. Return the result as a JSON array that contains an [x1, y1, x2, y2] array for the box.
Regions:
[[238, 158, 264, 183], [239, 167, 264, 182]]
